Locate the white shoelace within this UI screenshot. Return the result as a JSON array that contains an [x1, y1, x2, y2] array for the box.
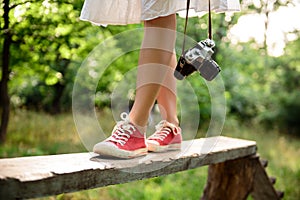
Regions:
[[108, 112, 136, 146], [150, 120, 177, 141]]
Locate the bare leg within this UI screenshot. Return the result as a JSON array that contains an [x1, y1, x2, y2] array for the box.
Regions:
[[129, 14, 177, 128], [156, 53, 179, 126]]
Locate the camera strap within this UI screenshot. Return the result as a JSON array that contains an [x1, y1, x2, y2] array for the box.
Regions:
[[181, 0, 191, 56], [208, 0, 212, 40], [181, 0, 212, 55]]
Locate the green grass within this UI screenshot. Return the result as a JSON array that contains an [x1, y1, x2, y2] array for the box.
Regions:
[[0, 109, 86, 158], [1, 110, 300, 200]]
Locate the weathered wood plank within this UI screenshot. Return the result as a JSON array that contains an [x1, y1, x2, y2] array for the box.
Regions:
[[0, 136, 256, 199]]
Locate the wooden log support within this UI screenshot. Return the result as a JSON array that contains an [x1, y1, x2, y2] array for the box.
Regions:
[[202, 156, 256, 200], [201, 155, 283, 200], [251, 156, 283, 200], [269, 176, 276, 185], [276, 191, 285, 198], [260, 159, 268, 168]]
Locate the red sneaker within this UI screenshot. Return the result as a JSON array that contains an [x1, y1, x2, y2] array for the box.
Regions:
[[93, 112, 148, 158], [146, 120, 182, 152]]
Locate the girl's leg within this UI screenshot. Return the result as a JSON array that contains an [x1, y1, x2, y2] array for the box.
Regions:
[[93, 14, 179, 158], [129, 14, 177, 129], [156, 52, 179, 126]]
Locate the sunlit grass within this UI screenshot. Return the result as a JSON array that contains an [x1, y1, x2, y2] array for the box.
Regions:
[[0, 109, 86, 158], [0, 110, 299, 199]]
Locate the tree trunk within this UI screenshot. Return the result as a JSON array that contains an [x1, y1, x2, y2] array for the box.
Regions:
[[50, 58, 70, 114], [0, 0, 11, 144], [51, 82, 65, 114]]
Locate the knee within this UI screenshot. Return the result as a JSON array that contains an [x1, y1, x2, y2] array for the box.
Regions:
[[144, 14, 176, 29]]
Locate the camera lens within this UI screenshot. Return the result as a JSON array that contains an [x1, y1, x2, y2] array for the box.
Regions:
[[174, 70, 184, 80]]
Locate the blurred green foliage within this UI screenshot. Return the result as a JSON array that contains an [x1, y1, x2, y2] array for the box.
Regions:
[[1, 0, 300, 135]]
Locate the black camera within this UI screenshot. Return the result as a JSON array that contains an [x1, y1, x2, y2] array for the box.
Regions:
[[174, 39, 221, 81]]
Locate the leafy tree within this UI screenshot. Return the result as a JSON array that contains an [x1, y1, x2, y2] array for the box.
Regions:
[[10, 0, 95, 113], [0, 0, 105, 142], [221, 0, 300, 136], [259, 37, 300, 135]]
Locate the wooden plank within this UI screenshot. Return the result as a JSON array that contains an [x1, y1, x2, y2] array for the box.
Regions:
[[0, 136, 256, 199]]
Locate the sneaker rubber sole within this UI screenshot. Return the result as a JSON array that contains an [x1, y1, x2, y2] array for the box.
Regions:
[[94, 142, 148, 159], [147, 142, 181, 152]]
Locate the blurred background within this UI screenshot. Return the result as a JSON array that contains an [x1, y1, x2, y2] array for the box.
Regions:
[[1, 0, 299, 199]]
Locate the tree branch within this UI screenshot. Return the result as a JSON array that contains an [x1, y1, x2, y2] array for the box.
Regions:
[[9, 0, 35, 10]]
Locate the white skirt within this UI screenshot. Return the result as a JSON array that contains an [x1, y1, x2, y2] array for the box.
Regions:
[[80, 0, 241, 25]]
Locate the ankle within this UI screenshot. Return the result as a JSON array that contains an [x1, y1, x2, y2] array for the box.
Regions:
[[133, 123, 147, 135], [128, 114, 148, 133], [165, 118, 179, 127], [128, 117, 147, 135]]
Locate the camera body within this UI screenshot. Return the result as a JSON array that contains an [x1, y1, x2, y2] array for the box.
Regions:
[[174, 39, 221, 81]]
